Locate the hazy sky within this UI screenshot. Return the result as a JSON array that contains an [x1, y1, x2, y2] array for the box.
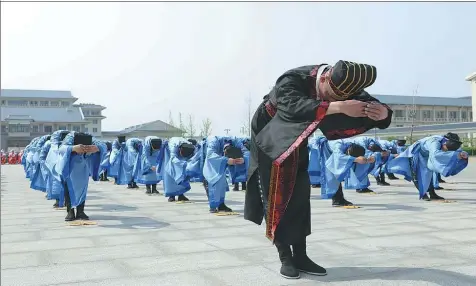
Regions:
[[2, 2, 475, 135]]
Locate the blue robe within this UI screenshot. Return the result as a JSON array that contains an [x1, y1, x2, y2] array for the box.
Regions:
[[343, 137, 380, 189], [116, 138, 142, 185], [44, 130, 69, 207], [55, 132, 107, 207], [308, 136, 326, 185], [100, 141, 111, 176], [187, 141, 205, 182], [228, 137, 249, 184], [108, 140, 124, 179], [387, 135, 469, 198], [136, 136, 164, 185], [30, 135, 51, 192], [162, 137, 197, 197], [320, 138, 371, 198], [24, 137, 41, 179], [203, 136, 233, 209]]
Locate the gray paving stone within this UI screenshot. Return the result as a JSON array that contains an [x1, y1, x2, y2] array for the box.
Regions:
[[2, 161, 476, 286]]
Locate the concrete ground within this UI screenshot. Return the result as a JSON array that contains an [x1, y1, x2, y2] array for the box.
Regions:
[[1, 161, 476, 286]]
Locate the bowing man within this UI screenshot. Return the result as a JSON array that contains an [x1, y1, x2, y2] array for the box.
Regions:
[[244, 60, 393, 279], [308, 136, 326, 188], [203, 136, 245, 213], [137, 136, 164, 195], [319, 138, 372, 206], [231, 137, 250, 191], [117, 138, 141, 188], [55, 132, 106, 221], [100, 141, 112, 181], [186, 138, 205, 183], [162, 138, 195, 202], [109, 136, 126, 185], [30, 135, 51, 193], [45, 130, 70, 208], [387, 133, 468, 201], [379, 139, 399, 180]]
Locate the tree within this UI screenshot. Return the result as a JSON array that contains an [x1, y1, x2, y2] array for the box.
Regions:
[[185, 114, 196, 138], [240, 94, 252, 136], [178, 112, 186, 136], [406, 85, 418, 144], [168, 110, 175, 127], [200, 118, 212, 137]]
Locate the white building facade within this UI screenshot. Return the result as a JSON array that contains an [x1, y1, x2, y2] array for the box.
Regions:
[[466, 72, 476, 122]]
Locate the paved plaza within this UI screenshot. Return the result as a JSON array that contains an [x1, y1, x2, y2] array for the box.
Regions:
[[1, 162, 476, 286]]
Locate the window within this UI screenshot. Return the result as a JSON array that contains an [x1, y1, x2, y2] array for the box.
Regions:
[[1, 100, 6, 106], [395, 110, 404, 117], [92, 119, 98, 124], [44, 126, 53, 133], [30, 101, 38, 106], [84, 127, 88, 132], [422, 110, 431, 119], [436, 111, 445, 119], [396, 124, 404, 127], [8, 124, 30, 132], [72, 126, 80, 132], [93, 128, 98, 133], [39, 101, 49, 107], [61, 101, 69, 107], [449, 111, 457, 119], [7, 100, 28, 106], [83, 110, 90, 116], [58, 125, 67, 130], [461, 111, 467, 119], [1, 125, 7, 132], [33, 125, 39, 132], [91, 111, 100, 116], [50, 101, 59, 107]]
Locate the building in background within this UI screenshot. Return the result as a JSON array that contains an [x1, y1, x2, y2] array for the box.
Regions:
[[373, 94, 473, 128], [75, 103, 106, 137], [100, 120, 184, 141], [466, 72, 476, 122], [0, 89, 106, 149]]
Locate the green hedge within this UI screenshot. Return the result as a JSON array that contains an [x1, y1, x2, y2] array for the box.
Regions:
[[462, 147, 476, 155]]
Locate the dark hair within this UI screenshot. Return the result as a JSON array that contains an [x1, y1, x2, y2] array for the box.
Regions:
[[346, 143, 365, 157], [368, 144, 383, 152]]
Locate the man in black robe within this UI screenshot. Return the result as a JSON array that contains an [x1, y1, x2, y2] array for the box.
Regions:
[[244, 60, 393, 279]]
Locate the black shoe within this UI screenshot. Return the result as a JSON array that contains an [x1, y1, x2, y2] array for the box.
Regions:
[[145, 189, 152, 194], [233, 183, 239, 191], [377, 181, 390, 186], [209, 208, 218, 213], [276, 242, 300, 279], [434, 186, 445, 190], [421, 193, 431, 201], [53, 200, 59, 208], [429, 192, 445, 200], [332, 198, 353, 207], [311, 184, 321, 188], [132, 183, 139, 189], [356, 188, 375, 194], [293, 255, 327, 276], [152, 189, 160, 194], [218, 203, 232, 212], [241, 182, 247, 191], [127, 184, 133, 189], [65, 209, 75, 221], [178, 194, 189, 201], [438, 179, 446, 183], [168, 196, 176, 202], [387, 173, 399, 180], [76, 212, 89, 220]]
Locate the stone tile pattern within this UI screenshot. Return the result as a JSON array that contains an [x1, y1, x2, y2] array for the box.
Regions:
[[1, 159, 476, 286]]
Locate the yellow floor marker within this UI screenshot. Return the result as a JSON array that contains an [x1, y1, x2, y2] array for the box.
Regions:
[[67, 220, 98, 226], [434, 200, 457, 204], [54, 207, 66, 211], [335, 205, 361, 209], [175, 201, 193, 204], [215, 211, 240, 216]]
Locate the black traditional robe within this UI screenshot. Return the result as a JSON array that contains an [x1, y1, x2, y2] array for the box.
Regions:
[[244, 65, 392, 244]]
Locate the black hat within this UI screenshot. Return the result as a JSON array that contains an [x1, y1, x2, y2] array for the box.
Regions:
[[150, 138, 162, 150], [187, 139, 197, 146], [396, 139, 407, 146], [346, 143, 365, 158], [179, 143, 195, 158], [368, 144, 383, 152], [224, 145, 244, 159], [73, 132, 92, 145], [60, 131, 69, 141], [118, 136, 126, 143], [327, 60, 377, 100], [106, 142, 112, 151], [444, 132, 461, 142]]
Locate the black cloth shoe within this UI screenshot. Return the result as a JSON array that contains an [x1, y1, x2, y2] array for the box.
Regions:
[[241, 182, 247, 191], [421, 193, 431, 201], [434, 186, 445, 190], [276, 242, 300, 279], [168, 196, 176, 202], [178, 194, 189, 201], [132, 182, 139, 189], [209, 208, 218, 213], [311, 184, 321, 188], [332, 198, 353, 207], [53, 200, 59, 208], [387, 173, 399, 180], [127, 184, 134, 189], [292, 240, 327, 276], [151, 184, 160, 194], [218, 203, 232, 212], [145, 185, 152, 194], [233, 183, 239, 191], [65, 209, 75, 221], [429, 189, 445, 200], [356, 188, 375, 194], [76, 203, 89, 220]]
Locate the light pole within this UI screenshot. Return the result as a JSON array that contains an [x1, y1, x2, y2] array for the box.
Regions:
[[406, 85, 418, 144], [224, 128, 230, 136]]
